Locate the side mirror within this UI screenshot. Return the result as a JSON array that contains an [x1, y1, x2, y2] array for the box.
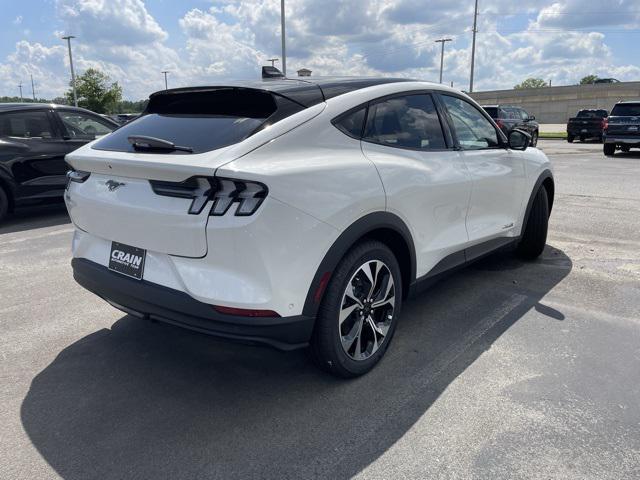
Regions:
[[508, 129, 531, 150], [528, 115, 536, 121]]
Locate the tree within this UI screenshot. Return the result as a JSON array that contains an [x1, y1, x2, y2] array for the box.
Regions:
[[65, 68, 122, 114], [580, 74, 599, 85], [514, 78, 548, 90]]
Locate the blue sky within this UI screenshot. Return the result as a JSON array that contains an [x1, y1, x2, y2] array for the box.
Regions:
[[1, 0, 639, 100]]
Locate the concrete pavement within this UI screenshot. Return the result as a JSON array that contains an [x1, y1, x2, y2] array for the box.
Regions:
[[1, 140, 639, 479]]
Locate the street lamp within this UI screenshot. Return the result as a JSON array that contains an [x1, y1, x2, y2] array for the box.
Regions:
[[435, 38, 452, 84], [18, 83, 23, 102], [280, 0, 286, 76], [61, 35, 78, 107], [161, 70, 169, 90], [266, 58, 279, 68]]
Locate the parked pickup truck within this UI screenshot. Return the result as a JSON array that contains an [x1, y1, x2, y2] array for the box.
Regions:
[[482, 105, 539, 147], [603, 101, 640, 156], [566, 109, 608, 143]]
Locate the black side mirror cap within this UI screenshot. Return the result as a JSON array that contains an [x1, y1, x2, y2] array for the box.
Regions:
[[508, 129, 531, 150], [529, 115, 536, 121]]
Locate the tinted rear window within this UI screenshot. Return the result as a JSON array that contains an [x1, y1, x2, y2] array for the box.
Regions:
[[333, 107, 366, 138], [483, 107, 499, 118], [92, 89, 278, 154], [577, 110, 608, 118], [611, 104, 640, 117]]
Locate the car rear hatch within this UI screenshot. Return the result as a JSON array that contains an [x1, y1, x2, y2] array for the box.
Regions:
[[606, 104, 640, 137], [65, 85, 323, 258]]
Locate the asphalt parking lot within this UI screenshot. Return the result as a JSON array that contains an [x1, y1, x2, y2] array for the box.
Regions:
[[1, 139, 639, 480]]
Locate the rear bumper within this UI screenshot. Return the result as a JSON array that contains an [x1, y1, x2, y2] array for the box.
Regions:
[[72, 258, 315, 350], [567, 126, 601, 136], [603, 136, 640, 145]]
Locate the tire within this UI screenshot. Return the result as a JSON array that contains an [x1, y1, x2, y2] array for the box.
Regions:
[[567, 135, 574, 143], [309, 240, 402, 378], [603, 143, 616, 156], [516, 186, 549, 260], [530, 131, 538, 147], [0, 186, 9, 224]]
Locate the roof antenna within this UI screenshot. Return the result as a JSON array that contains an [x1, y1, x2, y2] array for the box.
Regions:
[[262, 66, 285, 79]]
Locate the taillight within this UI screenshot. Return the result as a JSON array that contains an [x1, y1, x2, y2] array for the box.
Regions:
[[495, 119, 504, 130], [210, 178, 268, 216], [66, 170, 90, 189], [149, 176, 268, 216], [602, 118, 608, 131]]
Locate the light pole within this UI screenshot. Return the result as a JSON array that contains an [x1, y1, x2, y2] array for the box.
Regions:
[[62, 35, 78, 106], [18, 83, 23, 102], [30, 73, 36, 100], [435, 38, 452, 84], [280, 0, 286, 76], [266, 58, 279, 68], [469, 0, 479, 92], [161, 70, 169, 90]]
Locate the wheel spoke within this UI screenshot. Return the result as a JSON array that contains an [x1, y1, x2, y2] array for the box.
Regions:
[[344, 282, 364, 308], [341, 316, 363, 353], [365, 316, 379, 352], [339, 303, 359, 326]]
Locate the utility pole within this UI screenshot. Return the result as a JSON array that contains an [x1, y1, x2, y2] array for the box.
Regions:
[[62, 35, 78, 106], [18, 83, 23, 102], [469, 0, 479, 93], [280, 0, 286, 76], [266, 58, 279, 67], [161, 70, 169, 90], [30, 73, 36, 100], [435, 38, 452, 84]]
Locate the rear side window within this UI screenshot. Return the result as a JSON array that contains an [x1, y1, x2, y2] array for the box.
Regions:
[[0, 110, 55, 138], [58, 111, 114, 139], [363, 94, 446, 150], [93, 89, 281, 154], [611, 104, 640, 117], [333, 107, 366, 138]]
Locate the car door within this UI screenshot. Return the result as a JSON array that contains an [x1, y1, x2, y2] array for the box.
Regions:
[[54, 109, 116, 155], [0, 108, 71, 202], [516, 108, 536, 136], [358, 92, 472, 277], [437, 94, 526, 243]]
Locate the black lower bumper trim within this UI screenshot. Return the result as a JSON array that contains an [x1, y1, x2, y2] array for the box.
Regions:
[[72, 258, 314, 351]]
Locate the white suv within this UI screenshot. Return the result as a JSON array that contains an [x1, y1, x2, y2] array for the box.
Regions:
[[65, 78, 554, 377]]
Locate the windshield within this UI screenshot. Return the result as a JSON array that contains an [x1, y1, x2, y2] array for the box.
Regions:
[[611, 104, 640, 117]]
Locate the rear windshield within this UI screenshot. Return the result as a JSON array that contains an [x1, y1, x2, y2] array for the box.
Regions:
[[577, 110, 607, 118], [92, 88, 279, 154], [483, 107, 499, 118], [611, 104, 640, 117]]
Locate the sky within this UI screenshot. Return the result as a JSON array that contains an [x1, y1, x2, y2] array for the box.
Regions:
[[0, 0, 639, 100]]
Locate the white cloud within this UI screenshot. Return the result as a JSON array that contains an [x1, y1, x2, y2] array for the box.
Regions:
[[0, 0, 639, 101]]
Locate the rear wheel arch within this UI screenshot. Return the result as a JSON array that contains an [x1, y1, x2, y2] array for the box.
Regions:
[[522, 170, 554, 231], [302, 212, 416, 318]]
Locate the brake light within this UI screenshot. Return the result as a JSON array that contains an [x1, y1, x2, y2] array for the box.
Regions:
[[495, 119, 504, 130], [149, 176, 268, 216], [602, 118, 608, 131], [210, 178, 268, 217]]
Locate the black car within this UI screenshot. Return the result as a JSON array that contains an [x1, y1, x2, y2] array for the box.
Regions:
[[0, 103, 118, 222], [603, 101, 640, 156], [566, 109, 608, 143], [482, 105, 539, 147]]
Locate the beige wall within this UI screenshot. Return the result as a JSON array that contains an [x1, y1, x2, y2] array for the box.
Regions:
[[469, 82, 640, 124]]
